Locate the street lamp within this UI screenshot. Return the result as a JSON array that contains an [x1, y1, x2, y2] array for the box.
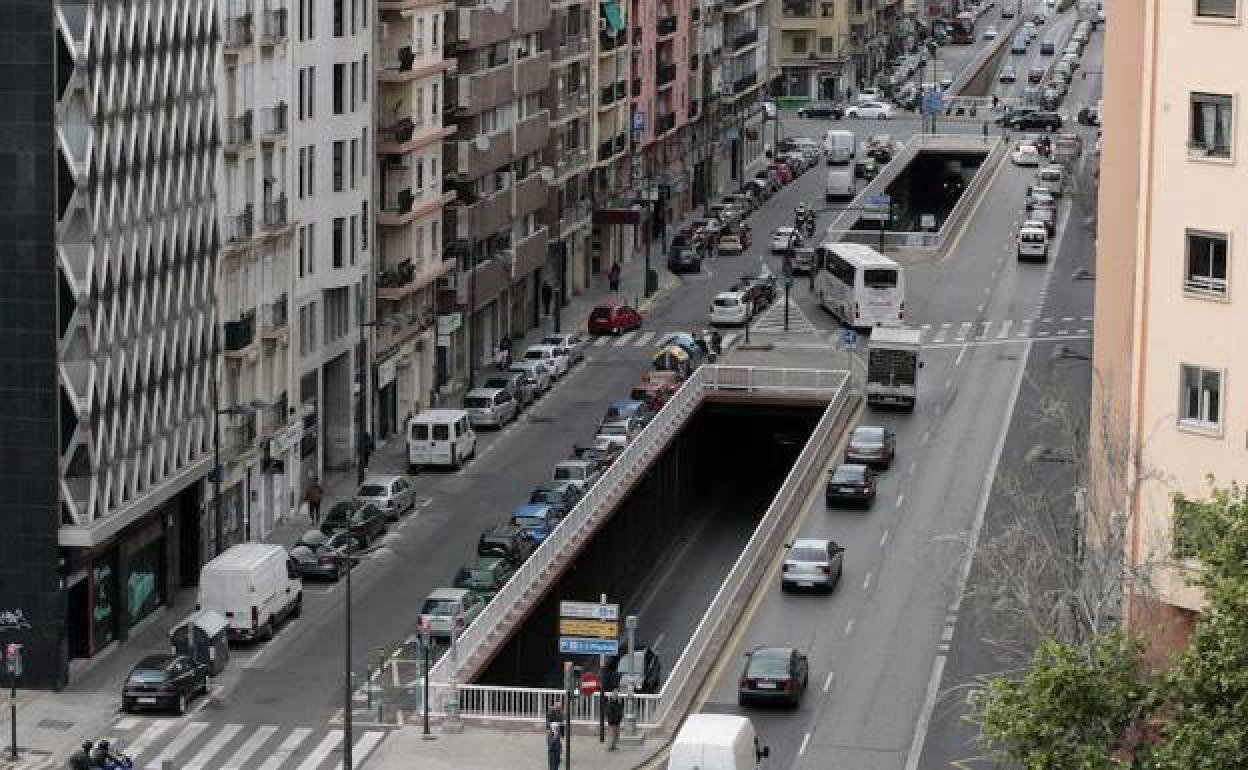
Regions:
[[325, 543, 357, 770]]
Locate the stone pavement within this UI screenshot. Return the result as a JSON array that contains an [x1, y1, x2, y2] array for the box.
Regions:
[[364, 724, 660, 770]]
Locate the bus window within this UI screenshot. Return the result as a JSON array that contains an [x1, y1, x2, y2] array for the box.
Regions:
[[863, 269, 898, 289]]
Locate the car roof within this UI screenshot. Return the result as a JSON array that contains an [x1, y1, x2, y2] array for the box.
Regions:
[[465, 387, 506, 398], [791, 537, 834, 551], [427, 587, 472, 600], [749, 645, 795, 658], [557, 458, 592, 468], [134, 653, 178, 668], [360, 474, 405, 486], [483, 523, 523, 537], [513, 503, 555, 517], [715, 290, 745, 300]]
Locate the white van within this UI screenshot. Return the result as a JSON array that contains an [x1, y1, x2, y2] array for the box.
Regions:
[[668, 714, 770, 770], [1037, 164, 1064, 196], [1017, 225, 1049, 262], [198, 544, 302, 642], [825, 166, 854, 200], [407, 409, 477, 470], [823, 129, 855, 165]]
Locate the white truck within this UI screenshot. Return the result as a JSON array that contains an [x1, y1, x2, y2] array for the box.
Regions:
[[866, 326, 923, 410]]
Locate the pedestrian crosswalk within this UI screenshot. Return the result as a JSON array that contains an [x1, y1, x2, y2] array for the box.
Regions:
[[917, 316, 1092, 345], [588, 330, 742, 350], [749, 298, 820, 335], [103, 718, 389, 770]]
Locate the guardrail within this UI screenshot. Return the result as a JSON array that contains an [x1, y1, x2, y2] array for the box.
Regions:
[[425, 365, 853, 727]]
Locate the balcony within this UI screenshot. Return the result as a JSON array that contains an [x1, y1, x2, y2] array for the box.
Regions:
[[455, 130, 515, 181], [513, 226, 550, 277], [223, 13, 254, 50], [514, 174, 548, 218], [600, 81, 627, 107], [453, 1, 514, 50], [515, 110, 550, 158], [457, 61, 515, 115], [656, 112, 676, 135], [657, 15, 678, 36], [657, 63, 677, 87], [515, 51, 551, 95], [730, 28, 759, 50], [516, 0, 552, 34], [456, 187, 514, 237], [732, 72, 759, 94], [382, 117, 417, 146], [558, 201, 593, 234], [225, 205, 254, 245], [259, 295, 288, 339], [223, 111, 253, 153], [261, 195, 288, 230], [225, 411, 258, 454], [554, 146, 590, 178], [258, 7, 287, 43], [599, 29, 624, 51], [555, 35, 590, 62], [224, 312, 256, 355], [259, 103, 287, 140], [377, 260, 423, 301], [381, 188, 417, 223], [551, 90, 589, 122]]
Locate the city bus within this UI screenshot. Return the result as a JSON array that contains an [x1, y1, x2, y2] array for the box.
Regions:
[[814, 242, 906, 330], [951, 11, 976, 44]]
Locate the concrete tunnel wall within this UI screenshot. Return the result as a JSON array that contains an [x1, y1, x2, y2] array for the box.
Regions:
[[477, 403, 824, 688]]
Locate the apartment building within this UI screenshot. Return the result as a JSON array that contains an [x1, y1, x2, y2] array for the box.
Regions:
[[591, 0, 637, 270], [443, 0, 552, 384], [375, 0, 456, 440], [774, 0, 853, 101], [0, 0, 219, 687], [848, 0, 903, 89], [544, 0, 595, 297], [1093, 0, 1247, 659], [720, 0, 769, 189]]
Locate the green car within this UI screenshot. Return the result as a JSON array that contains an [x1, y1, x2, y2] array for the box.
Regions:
[[452, 557, 516, 602]]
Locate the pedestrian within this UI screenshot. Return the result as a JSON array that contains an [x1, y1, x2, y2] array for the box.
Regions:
[[305, 479, 323, 524], [992, 94, 999, 110], [69, 742, 92, 770], [608, 262, 622, 293], [546, 723, 563, 770], [606, 692, 625, 751], [546, 698, 565, 736], [541, 281, 554, 317]]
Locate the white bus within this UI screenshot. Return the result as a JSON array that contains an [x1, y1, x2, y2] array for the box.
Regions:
[[814, 242, 905, 329]]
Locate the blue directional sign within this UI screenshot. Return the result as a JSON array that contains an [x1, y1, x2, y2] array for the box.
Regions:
[[559, 637, 620, 655], [864, 194, 892, 207], [633, 111, 646, 130], [841, 329, 859, 346], [922, 90, 943, 115]]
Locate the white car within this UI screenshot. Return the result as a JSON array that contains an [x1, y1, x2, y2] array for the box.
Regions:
[[1011, 144, 1042, 166], [855, 87, 882, 104], [522, 344, 569, 378], [770, 226, 802, 253], [983, 25, 997, 40], [542, 333, 587, 365], [710, 291, 751, 326], [999, 65, 1016, 83], [846, 101, 893, 120], [509, 360, 553, 395], [595, 418, 642, 450]]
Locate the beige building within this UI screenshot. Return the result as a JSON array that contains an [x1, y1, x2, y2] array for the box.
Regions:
[[773, 0, 853, 101], [1094, 0, 1246, 660]]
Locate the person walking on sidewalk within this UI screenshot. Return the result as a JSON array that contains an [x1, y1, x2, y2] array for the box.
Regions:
[[608, 262, 622, 293], [606, 691, 625, 751], [305, 479, 323, 524], [546, 723, 563, 770], [542, 281, 554, 317]]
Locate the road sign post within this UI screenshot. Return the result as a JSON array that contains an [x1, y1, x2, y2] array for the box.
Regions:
[[418, 622, 434, 740], [622, 616, 638, 737], [5, 643, 20, 761], [597, 594, 607, 744]]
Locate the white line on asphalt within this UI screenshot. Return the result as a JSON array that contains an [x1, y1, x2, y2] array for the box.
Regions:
[[255, 727, 313, 770], [1042, 317, 1054, 323], [592, 336, 610, 347], [921, 431, 931, 445], [908, 462, 917, 476], [945, 378, 953, 390], [334, 732, 386, 770], [148, 722, 208, 769], [863, 572, 873, 591], [114, 717, 140, 731], [845, 619, 855, 635], [296, 730, 344, 770], [896, 493, 906, 509], [633, 331, 656, 347], [997, 320, 1013, 339], [183, 724, 243, 770], [799, 732, 811, 756], [652, 632, 668, 652], [823, 671, 835, 693], [941, 625, 956, 642], [954, 345, 967, 367], [1061, 317, 1074, 322], [983, 286, 991, 295], [221, 725, 277, 770], [880, 530, 890, 548], [975, 303, 985, 315], [121, 721, 176, 761], [1077, 328, 1089, 334], [905, 656, 949, 770], [1082, 316, 1093, 322], [612, 332, 637, 347]]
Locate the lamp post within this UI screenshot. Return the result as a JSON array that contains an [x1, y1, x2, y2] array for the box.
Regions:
[[356, 319, 381, 485], [327, 544, 356, 770]]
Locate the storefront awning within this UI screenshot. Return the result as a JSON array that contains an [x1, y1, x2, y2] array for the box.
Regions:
[[601, 0, 625, 34]]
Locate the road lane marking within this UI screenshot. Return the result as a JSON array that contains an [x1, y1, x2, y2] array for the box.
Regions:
[[941, 625, 956, 642], [945, 378, 953, 390], [591, 336, 610, 347], [880, 529, 890, 548], [895, 493, 906, 509], [845, 619, 855, 635], [921, 431, 931, 445], [613, 332, 637, 347], [996, 320, 1013, 339], [221, 725, 277, 770], [633, 331, 656, 347], [115, 717, 140, 731], [799, 732, 811, 756], [183, 724, 243, 770], [823, 671, 835, 693], [908, 462, 917, 475], [254, 728, 313, 770], [148, 722, 209, 769], [652, 632, 667, 652], [956, 322, 971, 341], [295, 730, 343, 770], [333, 732, 386, 770], [954, 345, 967, 366], [863, 572, 873, 591], [121, 721, 175, 761]]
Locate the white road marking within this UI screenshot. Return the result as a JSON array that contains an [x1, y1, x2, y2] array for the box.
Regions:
[[799, 732, 811, 756], [295, 730, 343, 770], [121, 721, 176, 761], [941, 625, 956, 642], [895, 493, 906, 509], [845, 619, 855, 635], [880, 529, 890, 548], [996, 319, 1013, 339], [954, 345, 967, 367], [182, 724, 243, 770], [945, 378, 953, 390], [863, 572, 873, 591], [932, 325, 949, 343], [722, 332, 739, 348], [823, 671, 835, 692], [114, 717, 140, 731], [956, 322, 972, 341], [921, 431, 931, 445], [148, 722, 209, 769], [632, 331, 656, 347], [332, 732, 386, 770], [652, 632, 668, 652], [254, 727, 313, 770], [221, 725, 278, 770], [908, 461, 917, 475], [1019, 319, 1033, 337]]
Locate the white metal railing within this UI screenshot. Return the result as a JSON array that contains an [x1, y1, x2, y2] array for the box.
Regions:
[[425, 365, 852, 726]]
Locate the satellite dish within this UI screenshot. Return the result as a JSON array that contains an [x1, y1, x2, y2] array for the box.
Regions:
[[474, 134, 490, 152]]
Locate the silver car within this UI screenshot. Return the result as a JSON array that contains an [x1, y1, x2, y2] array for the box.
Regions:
[[542, 333, 588, 365], [463, 387, 519, 429], [355, 474, 416, 521], [509, 360, 553, 395], [480, 372, 535, 408], [781, 538, 844, 592]]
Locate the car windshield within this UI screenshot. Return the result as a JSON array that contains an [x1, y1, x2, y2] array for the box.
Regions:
[[358, 484, 387, 496], [457, 568, 494, 585], [421, 599, 459, 616], [327, 502, 354, 520], [514, 516, 547, 530], [852, 427, 885, 446], [524, 350, 547, 360], [482, 378, 511, 390], [464, 397, 491, 409], [714, 297, 740, 307], [530, 488, 558, 504], [351, 506, 376, 522], [554, 466, 583, 480], [831, 466, 866, 483], [590, 307, 612, 320], [600, 424, 629, 436], [128, 668, 169, 683], [747, 651, 791, 678], [863, 269, 898, 289], [789, 547, 828, 562]]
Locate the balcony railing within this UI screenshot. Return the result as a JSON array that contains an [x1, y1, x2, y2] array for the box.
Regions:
[[552, 91, 588, 121], [601, 81, 627, 106], [657, 63, 677, 86], [378, 259, 417, 290], [224, 312, 256, 352], [260, 295, 288, 334], [262, 195, 288, 229], [657, 15, 678, 35], [226, 205, 254, 244], [555, 146, 589, 175], [732, 72, 758, 93], [225, 111, 253, 150], [260, 103, 287, 138], [656, 112, 676, 134], [615, 132, 628, 153], [558, 201, 593, 232], [224, 14, 254, 48], [555, 35, 589, 60], [383, 117, 416, 145], [387, 45, 418, 73], [259, 7, 287, 41], [384, 188, 417, 215], [731, 28, 759, 49]]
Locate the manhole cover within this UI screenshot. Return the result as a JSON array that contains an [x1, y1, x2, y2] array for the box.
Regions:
[[37, 719, 74, 731]]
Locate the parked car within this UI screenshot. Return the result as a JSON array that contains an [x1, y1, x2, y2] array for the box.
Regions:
[[509, 360, 554, 397], [122, 654, 208, 715], [477, 524, 537, 566], [481, 371, 535, 408], [982, 24, 998, 39], [522, 344, 569, 378], [542, 333, 588, 365], [825, 463, 877, 508], [463, 387, 520, 429], [1029, 205, 1057, 235], [995, 105, 1039, 126], [1027, 65, 1046, 84], [1006, 110, 1062, 131], [1011, 144, 1042, 166], [668, 244, 705, 274], [738, 270, 777, 305], [510, 503, 563, 544], [605, 646, 662, 693], [846, 101, 893, 120], [797, 101, 844, 119], [855, 87, 882, 103], [845, 425, 896, 469], [865, 134, 897, 162], [588, 303, 643, 335], [738, 646, 809, 707], [602, 399, 654, 426], [529, 480, 584, 516], [781, 538, 845, 592], [1025, 187, 1056, 211], [355, 474, 416, 520], [289, 542, 351, 581], [573, 438, 623, 468], [453, 557, 516, 603], [717, 233, 746, 256], [596, 417, 643, 450], [418, 587, 485, 642], [321, 500, 388, 547], [553, 458, 605, 493], [999, 64, 1017, 84], [770, 227, 802, 254], [710, 291, 752, 327], [630, 370, 683, 408]]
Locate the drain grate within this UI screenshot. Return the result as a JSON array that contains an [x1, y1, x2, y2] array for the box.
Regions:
[[37, 718, 74, 731]]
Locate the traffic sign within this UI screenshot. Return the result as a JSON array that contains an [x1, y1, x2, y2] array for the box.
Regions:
[[580, 671, 601, 696], [560, 601, 620, 621], [922, 90, 943, 115], [559, 637, 620, 655], [864, 194, 892, 206], [559, 618, 619, 638], [633, 111, 646, 130]]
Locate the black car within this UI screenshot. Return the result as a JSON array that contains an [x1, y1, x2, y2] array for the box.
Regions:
[[825, 463, 877, 508], [321, 500, 388, 548], [1007, 110, 1063, 131], [529, 480, 584, 516], [122, 654, 208, 715], [667, 244, 704, 274], [738, 271, 777, 305], [845, 425, 896, 469], [453, 556, 517, 602], [738, 646, 809, 707], [605, 646, 662, 693], [289, 544, 350, 581], [478, 524, 537, 566], [796, 101, 844, 119], [995, 105, 1039, 126]]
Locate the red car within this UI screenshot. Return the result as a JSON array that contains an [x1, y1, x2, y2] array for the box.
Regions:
[[588, 303, 643, 335], [768, 163, 794, 184]]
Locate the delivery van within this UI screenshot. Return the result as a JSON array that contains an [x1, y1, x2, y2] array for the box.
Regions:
[[407, 409, 477, 471], [1017, 225, 1049, 262], [668, 714, 770, 770], [198, 544, 303, 642], [823, 130, 855, 165], [825, 166, 855, 201]]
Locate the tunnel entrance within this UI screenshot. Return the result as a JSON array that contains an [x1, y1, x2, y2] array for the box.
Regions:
[[853, 149, 988, 234], [474, 402, 824, 689]]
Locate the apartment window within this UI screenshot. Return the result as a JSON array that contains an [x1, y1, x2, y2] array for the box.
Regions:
[[431, 83, 439, 118], [431, 220, 439, 257], [432, 14, 439, 46], [361, 55, 369, 102], [334, 0, 344, 36], [1180, 364, 1223, 429], [333, 140, 344, 191], [350, 61, 358, 111], [1190, 93, 1233, 159], [307, 222, 316, 273], [308, 146, 316, 196], [819, 36, 836, 54], [415, 224, 426, 262], [298, 225, 308, 276], [298, 147, 306, 197], [417, 18, 426, 51], [821, 2, 834, 16], [349, 215, 358, 265], [333, 63, 346, 114], [1196, 0, 1238, 18], [298, 69, 305, 119], [308, 67, 315, 117], [361, 201, 369, 249], [333, 217, 345, 267], [1185, 230, 1229, 296], [350, 138, 358, 188], [300, 301, 318, 355], [415, 156, 424, 190], [325, 288, 349, 343], [361, 0, 368, 28], [791, 34, 808, 54], [308, 0, 315, 38], [351, 0, 357, 34], [361, 128, 368, 175]]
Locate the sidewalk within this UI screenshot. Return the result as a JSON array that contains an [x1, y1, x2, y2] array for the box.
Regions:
[[364, 724, 659, 770]]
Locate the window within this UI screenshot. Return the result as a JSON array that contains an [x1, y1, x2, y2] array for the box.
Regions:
[[298, 146, 306, 197], [349, 215, 357, 265], [791, 34, 808, 54], [1171, 496, 1210, 561], [431, 83, 439, 118], [325, 288, 349, 343], [1179, 364, 1223, 429], [350, 138, 358, 188], [298, 225, 308, 276], [333, 217, 345, 267], [334, 0, 344, 36], [307, 222, 316, 273], [308, 66, 315, 117], [819, 36, 836, 54], [351, 0, 357, 34], [307, 146, 316, 195], [361, 201, 369, 249], [361, 55, 368, 102], [432, 14, 439, 46], [1196, 0, 1237, 18], [1190, 92, 1233, 159], [350, 61, 358, 111], [333, 140, 344, 191], [431, 220, 439, 257], [361, 128, 368, 175], [333, 63, 346, 114], [307, 0, 315, 38], [1185, 230, 1229, 296], [300, 301, 318, 355], [415, 156, 424, 190], [298, 69, 306, 119]]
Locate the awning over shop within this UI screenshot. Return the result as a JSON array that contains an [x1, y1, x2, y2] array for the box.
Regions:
[[601, 0, 625, 34]]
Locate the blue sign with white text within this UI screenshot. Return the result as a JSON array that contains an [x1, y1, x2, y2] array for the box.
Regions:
[[559, 637, 620, 655]]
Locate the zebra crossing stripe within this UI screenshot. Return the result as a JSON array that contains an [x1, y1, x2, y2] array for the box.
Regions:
[[976, 322, 990, 341], [612, 332, 636, 347], [722, 333, 738, 348], [591, 336, 610, 347], [332, 731, 386, 770], [1019, 319, 1033, 337], [122, 721, 176, 761], [114, 717, 141, 731], [182, 724, 244, 770], [295, 730, 344, 770], [632, 331, 655, 347], [997, 320, 1013, 339], [956, 322, 972, 342], [148, 722, 209, 769], [932, 326, 949, 343], [221, 725, 278, 770], [255, 727, 314, 770]]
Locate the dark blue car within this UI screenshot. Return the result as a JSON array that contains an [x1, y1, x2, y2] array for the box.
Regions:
[[510, 503, 561, 544]]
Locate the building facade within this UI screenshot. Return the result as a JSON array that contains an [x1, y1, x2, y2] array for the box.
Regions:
[[720, 0, 769, 192], [591, 0, 637, 271], [1093, 0, 1247, 660], [774, 0, 853, 101]]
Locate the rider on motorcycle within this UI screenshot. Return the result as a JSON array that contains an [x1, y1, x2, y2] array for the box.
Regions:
[[794, 202, 812, 225], [87, 740, 131, 769]]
